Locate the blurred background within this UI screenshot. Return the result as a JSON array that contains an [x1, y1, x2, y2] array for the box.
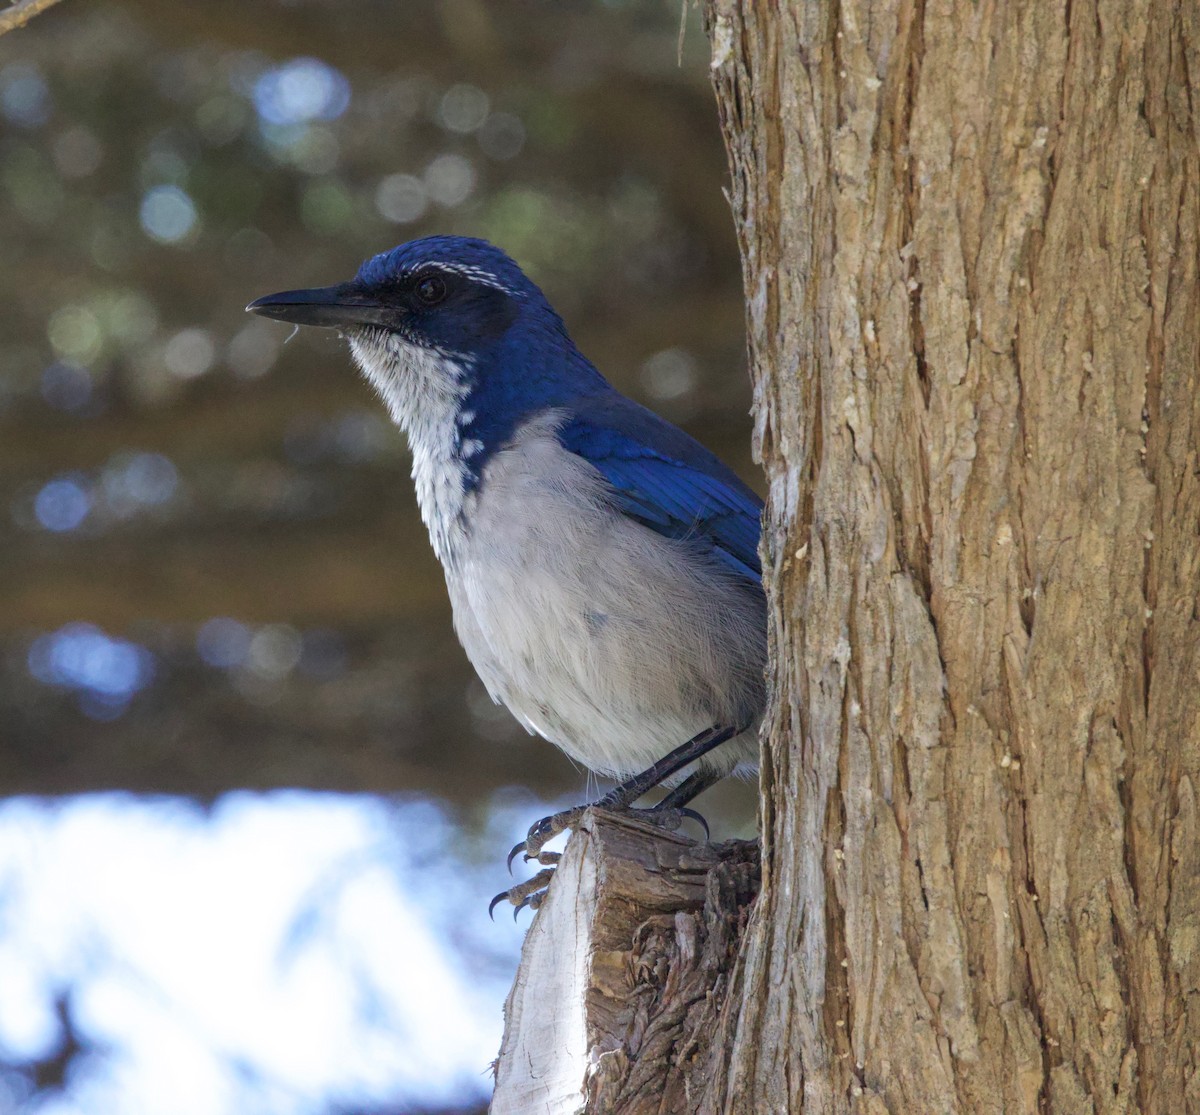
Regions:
[[0, 1, 755, 1112]]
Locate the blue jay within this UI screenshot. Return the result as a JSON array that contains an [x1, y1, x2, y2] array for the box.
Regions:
[[248, 236, 765, 912]]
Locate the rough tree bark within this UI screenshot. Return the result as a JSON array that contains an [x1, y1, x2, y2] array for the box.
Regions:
[[494, 1, 1200, 1110], [703, 0, 1200, 1112]]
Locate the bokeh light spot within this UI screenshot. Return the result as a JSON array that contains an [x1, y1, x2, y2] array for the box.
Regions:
[[253, 58, 350, 127], [196, 618, 252, 669], [34, 476, 92, 532], [423, 154, 475, 208], [640, 347, 698, 401], [226, 320, 280, 380], [40, 361, 94, 413], [330, 409, 395, 463], [100, 290, 159, 347], [163, 328, 216, 379], [0, 62, 51, 128], [437, 84, 489, 135], [101, 452, 179, 512], [27, 623, 155, 715], [138, 143, 190, 190], [140, 185, 199, 244], [51, 125, 103, 177], [47, 305, 103, 364], [374, 174, 427, 224], [477, 111, 526, 161], [247, 624, 303, 681]]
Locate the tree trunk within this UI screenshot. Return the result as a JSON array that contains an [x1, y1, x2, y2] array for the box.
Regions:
[[704, 0, 1200, 1112]]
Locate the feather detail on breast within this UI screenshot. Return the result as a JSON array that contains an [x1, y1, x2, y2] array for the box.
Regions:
[[348, 329, 481, 566], [446, 413, 765, 779]]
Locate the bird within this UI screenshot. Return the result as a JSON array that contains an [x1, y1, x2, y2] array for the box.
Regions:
[[247, 236, 766, 914]]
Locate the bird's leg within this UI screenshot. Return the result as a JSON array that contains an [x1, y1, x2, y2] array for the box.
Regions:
[[654, 767, 719, 809], [493, 725, 742, 918], [508, 724, 740, 870]]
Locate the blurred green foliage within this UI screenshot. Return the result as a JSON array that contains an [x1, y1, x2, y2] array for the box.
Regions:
[[0, 4, 759, 1112], [0, 0, 750, 805]]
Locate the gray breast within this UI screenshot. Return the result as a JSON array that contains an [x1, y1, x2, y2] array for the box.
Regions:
[[445, 413, 765, 780]]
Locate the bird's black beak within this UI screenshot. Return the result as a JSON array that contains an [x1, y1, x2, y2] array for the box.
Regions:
[[245, 283, 389, 329]]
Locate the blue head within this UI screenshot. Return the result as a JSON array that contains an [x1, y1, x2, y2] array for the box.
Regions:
[[353, 236, 545, 353], [247, 236, 608, 463]]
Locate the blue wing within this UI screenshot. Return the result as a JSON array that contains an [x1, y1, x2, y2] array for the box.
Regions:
[[558, 391, 763, 584]]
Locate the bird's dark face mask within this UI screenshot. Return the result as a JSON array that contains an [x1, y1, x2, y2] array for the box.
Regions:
[[247, 267, 518, 356]]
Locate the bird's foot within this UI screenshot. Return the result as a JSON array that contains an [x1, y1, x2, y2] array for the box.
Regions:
[[506, 806, 587, 871], [500, 725, 735, 887], [489, 868, 556, 921], [642, 802, 710, 842], [505, 800, 710, 873], [493, 801, 711, 921]]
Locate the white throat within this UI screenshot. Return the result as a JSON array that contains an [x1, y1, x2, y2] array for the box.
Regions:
[[348, 329, 475, 566]]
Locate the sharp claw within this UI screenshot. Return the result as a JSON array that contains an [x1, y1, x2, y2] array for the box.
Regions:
[[513, 891, 544, 918], [494, 796, 712, 924], [490, 867, 557, 922], [527, 818, 556, 850], [678, 806, 710, 841], [499, 805, 596, 889], [506, 814, 559, 873]]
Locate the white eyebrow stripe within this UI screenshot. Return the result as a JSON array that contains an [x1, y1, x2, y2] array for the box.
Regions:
[[420, 262, 517, 295]]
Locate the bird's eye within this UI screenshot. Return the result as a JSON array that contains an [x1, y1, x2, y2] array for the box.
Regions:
[[415, 275, 448, 306]]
